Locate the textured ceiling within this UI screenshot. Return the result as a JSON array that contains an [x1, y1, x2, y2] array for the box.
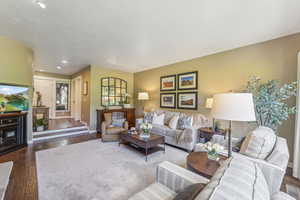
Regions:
[[0, 0, 300, 74]]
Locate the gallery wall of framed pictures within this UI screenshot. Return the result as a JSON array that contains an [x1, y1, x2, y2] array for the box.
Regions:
[[160, 71, 198, 110]]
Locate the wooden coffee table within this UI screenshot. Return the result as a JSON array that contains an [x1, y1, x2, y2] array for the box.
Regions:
[[119, 132, 165, 161], [187, 152, 227, 178]]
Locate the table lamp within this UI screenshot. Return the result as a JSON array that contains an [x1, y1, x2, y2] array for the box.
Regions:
[[211, 93, 256, 157], [138, 92, 149, 113]]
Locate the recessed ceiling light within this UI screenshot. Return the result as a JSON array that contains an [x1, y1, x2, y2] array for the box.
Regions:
[[56, 66, 62, 70], [34, 0, 47, 9], [61, 60, 68, 64]]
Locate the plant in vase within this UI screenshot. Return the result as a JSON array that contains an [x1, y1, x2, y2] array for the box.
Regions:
[[35, 118, 48, 132], [245, 76, 297, 132], [122, 93, 131, 108], [203, 142, 224, 161], [140, 122, 152, 138]]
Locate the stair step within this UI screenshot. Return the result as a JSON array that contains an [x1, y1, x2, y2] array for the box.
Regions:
[[33, 126, 88, 136], [33, 130, 89, 142]]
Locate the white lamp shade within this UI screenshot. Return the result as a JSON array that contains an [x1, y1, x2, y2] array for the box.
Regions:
[[138, 92, 149, 100], [211, 93, 256, 122], [205, 98, 213, 109]]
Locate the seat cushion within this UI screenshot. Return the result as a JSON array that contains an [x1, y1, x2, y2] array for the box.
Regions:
[[152, 124, 168, 136], [240, 126, 277, 160], [129, 183, 176, 200], [106, 127, 125, 134], [271, 192, 296, 200], [196, 156, 270, 200]]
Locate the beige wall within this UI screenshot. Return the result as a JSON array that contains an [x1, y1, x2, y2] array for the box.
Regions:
[[134, 33, 300, 158], [72, 66, 91, 125], [0, 36, 34, 142], [89, 65, 134, 129]]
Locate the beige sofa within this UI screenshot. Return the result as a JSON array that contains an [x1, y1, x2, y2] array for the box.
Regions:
[[136, 110, 209, 151]]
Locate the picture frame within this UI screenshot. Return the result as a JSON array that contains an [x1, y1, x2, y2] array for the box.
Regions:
[[177, 71, 198, 90], [177, 92, 198, 110], [83, 81, 88, 96], [160, 93, 176, 109], [160, 74, 176, 91]]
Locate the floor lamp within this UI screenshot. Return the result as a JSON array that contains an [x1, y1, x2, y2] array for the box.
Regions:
[[211, 93, 256, 157]]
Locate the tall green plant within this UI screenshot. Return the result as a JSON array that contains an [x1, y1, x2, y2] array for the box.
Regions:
[[246, 76, 297, 132]]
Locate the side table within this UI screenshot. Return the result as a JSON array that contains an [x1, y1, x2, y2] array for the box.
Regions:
[[186, 152, 227, 179], [198, 127, 226, 143]]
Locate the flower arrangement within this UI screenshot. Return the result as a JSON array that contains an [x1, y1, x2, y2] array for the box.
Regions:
[[203, 142, 224, 161], [140, 122, 152, 134]]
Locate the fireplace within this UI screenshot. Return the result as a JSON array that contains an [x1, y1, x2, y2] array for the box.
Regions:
[[0, 113, 27, 155]]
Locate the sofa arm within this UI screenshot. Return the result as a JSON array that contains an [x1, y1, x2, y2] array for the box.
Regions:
[[101, 121, 108, 135], [156, 161, 209, 193], [232, 153, 285, 195]]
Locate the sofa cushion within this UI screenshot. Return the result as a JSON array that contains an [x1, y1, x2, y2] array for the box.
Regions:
[[164, 111, 180, 125], [196, 156, 270, 200], [173, 183, 206, 200], [168, 115, 179, 130], [177, 114, 193, 130], [104, 113, 112, 125], [152, 124, 168, 136], [144, 111, 155, 123], [165, 129, 183, 138], [129, 183, 176, 200], [240, 126, 277, 160], [111, 119, 125, 127], [106, 127, 126, 134], [153, 114, 165, 126], [191, 113, 209, 129]]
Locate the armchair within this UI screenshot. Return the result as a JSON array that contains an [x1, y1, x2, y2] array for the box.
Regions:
[[101, 112, 129, 142]]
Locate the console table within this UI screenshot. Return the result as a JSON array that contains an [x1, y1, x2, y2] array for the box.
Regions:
[[96, 108, 135, 133], [0, 112, 27, 155]]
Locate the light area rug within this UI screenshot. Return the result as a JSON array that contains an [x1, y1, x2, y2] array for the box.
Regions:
[[0, 161, 13, 200], [36, 140, 188, 200]]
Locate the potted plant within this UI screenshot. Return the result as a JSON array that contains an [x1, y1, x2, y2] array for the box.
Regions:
[[140, 122, 152, 138], [122, 93, 131, 108], [246, 76, 297, 132], [35, 118, 47, 132]]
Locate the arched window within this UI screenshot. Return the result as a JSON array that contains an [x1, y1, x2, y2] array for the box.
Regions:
[[101, 77, 127, 106]]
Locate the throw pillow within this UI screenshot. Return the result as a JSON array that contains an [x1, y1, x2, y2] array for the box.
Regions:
[[168, 115, 179, 130], [177, 115, 193, 130], [144, 112, 155, 123], [173, 183, 206, 200], [152, 113, 165, 125], [104, 113, 112, 125], [240, 126, 277, 160], [111, 119, 125, 127]]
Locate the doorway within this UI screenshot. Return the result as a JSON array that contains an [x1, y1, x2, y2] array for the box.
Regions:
[[71, 76, 82, 121]]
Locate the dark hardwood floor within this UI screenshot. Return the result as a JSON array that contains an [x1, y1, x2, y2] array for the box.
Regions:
[[0, 133, 101, 200], [0, 133, 299, 200]]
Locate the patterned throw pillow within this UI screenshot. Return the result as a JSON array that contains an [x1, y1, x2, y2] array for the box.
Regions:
[[152, 113, 165, 125], [177, 115, 193, 130], [112, 119, 125, 127], [168, 115, 179, 130], [144, 112, 155, 123]]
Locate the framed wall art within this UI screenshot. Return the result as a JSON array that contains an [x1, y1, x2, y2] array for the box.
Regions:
[[177, 92, 198, 110], [160, 74, 176, 91], [160, 93, 176, 108], [177, 71, 198, 90]]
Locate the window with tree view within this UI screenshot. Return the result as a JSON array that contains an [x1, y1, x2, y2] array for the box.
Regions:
[[101, 77, 127, 106], [56, 82, 69, 111]]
